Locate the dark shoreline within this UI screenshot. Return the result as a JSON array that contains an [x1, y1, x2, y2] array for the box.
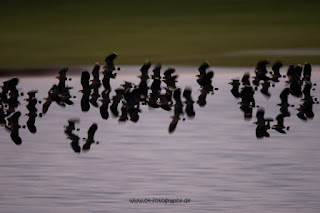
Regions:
[[2, 65, 320, 78], [0, 66, 91, 77]]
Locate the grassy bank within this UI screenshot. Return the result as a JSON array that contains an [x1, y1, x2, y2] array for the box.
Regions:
[[1, 0, 320, 67]]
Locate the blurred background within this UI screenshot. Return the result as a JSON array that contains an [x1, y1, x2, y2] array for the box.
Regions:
[[0, 0, 320, 67], [2, 2, 320, 212]]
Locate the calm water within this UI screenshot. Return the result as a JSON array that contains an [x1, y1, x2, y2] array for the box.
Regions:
[[1, 66, 320, 213]]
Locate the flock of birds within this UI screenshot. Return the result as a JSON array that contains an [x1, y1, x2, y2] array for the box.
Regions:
[[0, 52, 318, 153], [0, 53, 217, 153], [229, 60, 318, 138], [63, 54, 218, 153]]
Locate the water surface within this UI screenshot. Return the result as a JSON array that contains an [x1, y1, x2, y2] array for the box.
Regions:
[[1, 66, 320, 213]]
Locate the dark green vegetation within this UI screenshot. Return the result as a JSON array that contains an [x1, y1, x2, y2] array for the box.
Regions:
[[1, 0, 320, 67]]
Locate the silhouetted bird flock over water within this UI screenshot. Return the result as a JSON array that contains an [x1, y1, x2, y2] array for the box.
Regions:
[[229, 60, 318, 139], [0, 53, 319, 153]]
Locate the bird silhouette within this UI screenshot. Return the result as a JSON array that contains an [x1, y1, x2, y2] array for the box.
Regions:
[[99, 90, 111, 120], [302, 82, 312, 100], [42, 68, 74, 114], [57, 67, 68, 92], [169, 115, 180, 133], [239, 85, 255, 119], [110, 89, 124, 116], [6, 111, 22, 145], [159, 94, 171, 111], [118, 102, 128, 122], [196, 61, 210, 87], [137, 61, 151, 103], [89, 63, 101, 107], [254, 108, 273, 139], [80, 71, 91, 112], [229, 79, 241, 98], [252, 60, 270, 86], [83, 123, 98, 151], [3, 78, 20, 115], [64, 118, 80, 137], [25, 90, 38, 133], [286, 65, 303, 97], [151, 64, 162, 80], [148, 65, 162, 108], [241, 72, 251, 86], [303, 62, 312, 82], [169, 88, 184, 133], [183, 88, 195, 118], [69, 133, 81, 154], [272, 113, 288, 134], [296, 96, 314, 120], [196, 64, 215, 107], [148, 92, 160, 108], [0, 105, 6, 126], [64, 119, 81, 153], [104, 52, 118, 72], [90, 63, 101, 86], [151, 68, 162, 93], [163, 68, 178, 90], [260, 81, 271, 97], [271, 61, 283, 82], [128, 107, 141, 123], [278, 88, 291, 116]]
